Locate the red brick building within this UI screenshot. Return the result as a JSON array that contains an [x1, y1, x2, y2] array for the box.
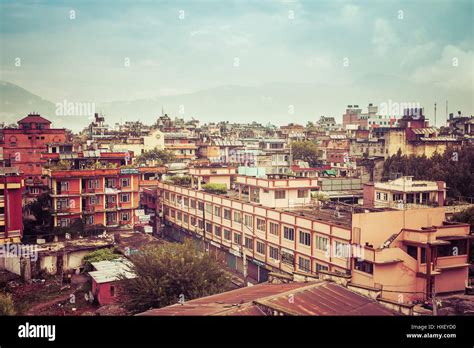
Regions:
[[45, 168, 141, 231], [0, 114, 70, 198], [0, 167, 24, 244]]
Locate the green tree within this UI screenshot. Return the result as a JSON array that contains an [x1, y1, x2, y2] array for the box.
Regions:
[[135, 148, 175, 166], [0, 293, 16, 316], [382, 146, 474, 198], [83, 248, 121, 271], [201, 183, 227, 194], [451, 207, 474, 262], [451, 207, 474, 233], [119, 241, 231, 313], [291, 140, 321, 167]]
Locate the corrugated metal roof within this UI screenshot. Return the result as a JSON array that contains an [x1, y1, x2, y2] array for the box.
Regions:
[[411, 128, 437, 135], [138, 281, 395, 316], [255, 282, 395, 315], [89, 258, 135, 284], [420, 137, 459, 142], [137, 282, 310, 316]]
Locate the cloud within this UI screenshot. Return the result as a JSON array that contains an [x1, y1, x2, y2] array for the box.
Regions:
[[412, 45, 474, 91], [372, 18, 399, 56]]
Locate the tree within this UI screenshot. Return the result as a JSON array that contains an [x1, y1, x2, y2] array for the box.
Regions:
[[451, 207, 474, 233], [0, 293, 16, 316], [382, 146, 474, 198], [83, 248, 121, 271], [291, 141, 321, 167], [165, 175, 192, 187], [135, 148, 175, 166], [119, 241, 231, 313], [201, 183, 227, 194], [451, 207, 474, 263]]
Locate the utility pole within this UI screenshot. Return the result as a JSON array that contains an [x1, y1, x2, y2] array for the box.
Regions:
[[434, 102, 437, 127]]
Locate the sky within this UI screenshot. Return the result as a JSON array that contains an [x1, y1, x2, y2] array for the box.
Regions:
[[0, 0, 473, 121]]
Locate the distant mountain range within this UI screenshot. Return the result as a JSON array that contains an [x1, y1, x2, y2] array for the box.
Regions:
[[1, 78, 471, 132]]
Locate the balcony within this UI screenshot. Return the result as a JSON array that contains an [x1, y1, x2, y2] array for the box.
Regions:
[[51, 190, 81, 197], [105, 187, 120, 194]]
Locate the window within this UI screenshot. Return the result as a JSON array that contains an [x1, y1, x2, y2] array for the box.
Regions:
[[223, 208, 231, 220], [437, 240, 467, 257], [60, 181, 69, 192], [244, 237, 253, 249], [316, 263, 329, 272], [299, 230, 311, 246], [110, 285, 115, 297], [244, 214, 253, 228], [121, 212, 130, 221], [297, 189, 308, 198], [256, 241, 265, 255], [234, 211, 242, 223], [120, 193, 130, 203], [298, 257, 311, 272], [164, 192, 170, 200], [224, 229, 231, 241], [269, 222, 279, 236], [407, 245, 417, 260], [85, 215, 94, 225], [170, 209, 176, 218], [59, 218, 70, 227], [334, 241, 350, 258], [214, 225, 222, 237], [183, 197, 189, 207], [256, 218, 266, 232], [183, 214, 189, 223], [233, 233, 242, 245], [281, 250, 294, 265], [190, 216, 196, 227], [315, 236, 329, 252], [214, 206, 221, 217], [198, 201, 204, 211], [355, 260, 373, 274], [205, 203, 212, 214], [121, 178, 130, 187], [275, 190, 286, 199], [177, 212, 182, 221], [269, 246, 279, 260], [376, 192, 381, 200], [283, 226, 295, 241], [190, 199, 196, 209], [206, 222, 212, 233], [106, 179, 116, 189]]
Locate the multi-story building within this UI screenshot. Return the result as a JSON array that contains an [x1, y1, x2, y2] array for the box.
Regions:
[[363, 176, 446, 209], [157, 169, 470, 305], [0, 167, 24, 244], [164, 132, 198, 161], [45, 167, 141, 231], [343, 104, 397, 130], [0, 114, 70, 198]]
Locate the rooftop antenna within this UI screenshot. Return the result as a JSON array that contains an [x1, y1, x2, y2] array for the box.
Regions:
[[434, 102, 437, 127]]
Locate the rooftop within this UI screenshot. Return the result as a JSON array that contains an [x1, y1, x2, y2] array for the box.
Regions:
[[138, 281, 396, 316], [89, 258, 135, 284]]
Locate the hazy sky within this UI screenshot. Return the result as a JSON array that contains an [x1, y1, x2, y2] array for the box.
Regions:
[[1, 0, 473, 114]]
